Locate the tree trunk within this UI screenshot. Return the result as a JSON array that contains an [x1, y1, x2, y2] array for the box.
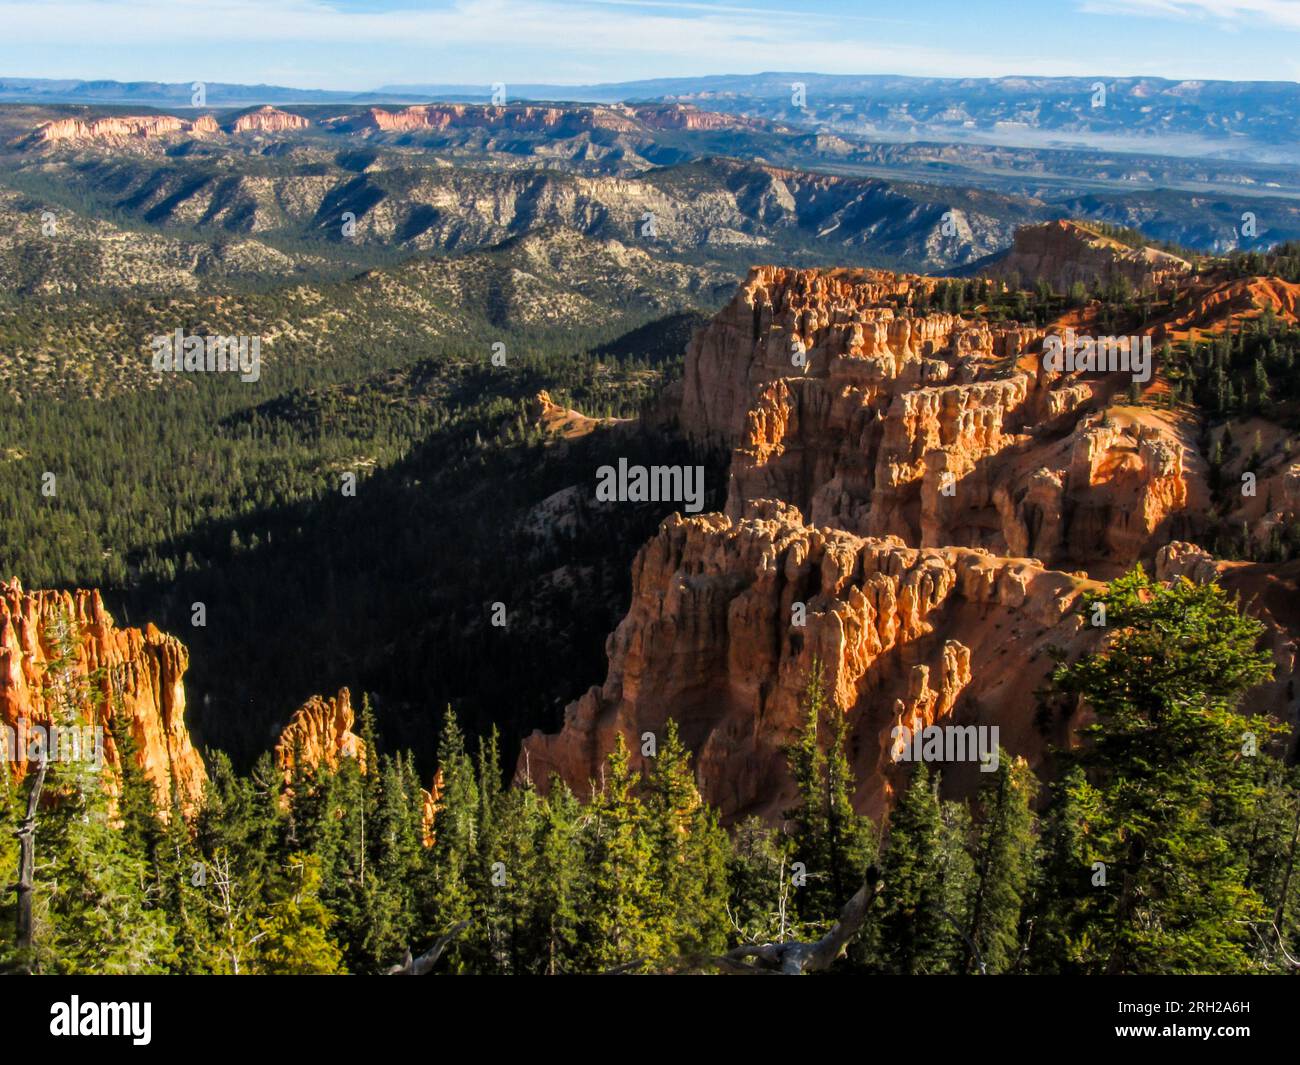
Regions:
[[15, 756, 48, 974]]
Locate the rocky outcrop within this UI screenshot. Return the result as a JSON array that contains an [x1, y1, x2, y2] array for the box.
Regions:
[[23, 108, 305, 147], [331, 102, 762, 137], [355, 104, 602, 135], [0, 579, 206, 809], [273, 685, 442, 845], [520, 254, 1241, 818], [527, 389, 624, 440], [30, 114, 198, 145], [229, 106, 309, 134], [274, 687, 365, 776], [520, 502, 1100, 820], [679, 265, 1194, 572], [628, 104, 771, 132], [982, 219, 1191, 294]]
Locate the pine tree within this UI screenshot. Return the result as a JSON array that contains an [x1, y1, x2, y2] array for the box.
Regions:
[[255, 853, 344, 974], [964, 751, 1037, 973], [578, 733, 658, 971], [1023, 766, 1096, 974], [1236, 758, 1300, 969], [192, 752, 280, 975], [485, 775, 544, 973], [156, 783, 219, 974], [784, 662, 875, 926], [359, 751, 424, 970], [727, 815, 795, 946], [1051, 567, 1279, 973], [643, 719, 729, 958], [531, 777, 583, 974], [874, 763, 959, 974], [422, 706, 479, 972]]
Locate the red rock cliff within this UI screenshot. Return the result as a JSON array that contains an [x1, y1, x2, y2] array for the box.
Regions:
[[274, 687, 365, 776], [982, 219, 1191, 293], [521, 256, 1267, 819], [521, 501, 1102, 821], [679, 265, 1195, 573], [0, 579, 206, 808]]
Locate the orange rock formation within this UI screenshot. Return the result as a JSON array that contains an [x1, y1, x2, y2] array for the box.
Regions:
[[0, 579, 206, 808], [274, 687, 365, 776], [679, 265, 1194, 572], [521, 501, 1102, 820], [32, 114, 197, 144], [229, 106, 309, 134], [273, 686, 441, 845], [521, 251, 1300, 818], [984, 219, 1191, 293]]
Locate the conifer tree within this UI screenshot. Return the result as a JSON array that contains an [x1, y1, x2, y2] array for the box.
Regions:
[[875, 763, 958, 974], [579, 733, 658, 970], [1023, 766, 1095, 974], [256, 853, 345, 975], [192, 752, 279, 975], [531, 777, 583, 974], [423, 706, 479, 972], [784, 662, 875, 926], [727, 815, 794, 946], [964, 752, 1037, 973], [1051, 567, 1278, 974], [1235, 758, 1300, 969], [643, 719, 729, 957]]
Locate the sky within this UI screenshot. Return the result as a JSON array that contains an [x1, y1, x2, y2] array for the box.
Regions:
[[0, 0, 1296, 90]]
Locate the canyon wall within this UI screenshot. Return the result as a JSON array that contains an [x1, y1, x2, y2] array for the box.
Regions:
[[522, 251, 1297, 817], [983, 219, 1191, 293], [25, 102, 754, 148], [521, 500, 1101, 821], [0, 579, 206, 808], [679, 264, 1197, 573]]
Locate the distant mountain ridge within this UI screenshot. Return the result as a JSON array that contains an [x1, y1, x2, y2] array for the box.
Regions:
[[3, 72, 1298, 162]]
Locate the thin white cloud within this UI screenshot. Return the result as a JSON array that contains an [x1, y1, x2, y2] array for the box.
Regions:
[[0, 0, 1235, 85], [1080, 0, 1300, 29]]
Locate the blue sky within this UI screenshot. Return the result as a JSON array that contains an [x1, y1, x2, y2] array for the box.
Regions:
[[0, 0, 1295, 89]]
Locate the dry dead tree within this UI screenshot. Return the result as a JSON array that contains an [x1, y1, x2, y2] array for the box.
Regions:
[[659, 865, 884, 975], [13, 755, 48, 974], [386, 921, 471, 975]]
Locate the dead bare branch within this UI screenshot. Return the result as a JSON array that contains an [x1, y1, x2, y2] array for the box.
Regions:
[[693, 865, 884, 975], [387, 920, 471, 975]]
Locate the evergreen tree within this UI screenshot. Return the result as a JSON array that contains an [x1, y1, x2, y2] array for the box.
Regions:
[[531, 778, 583, 974], [875, 763, 959, 974], [643, 719, 730, 958], [727, 816, 795, 946], [1023, 766, 1096, 974], [256, 853, 345, 975], [422, 706, 479, 972], [578, 733, 658, 970], [1051, 567, 1279, 974], [964, 752, 1037, 973], [784, 663, 875, 925]]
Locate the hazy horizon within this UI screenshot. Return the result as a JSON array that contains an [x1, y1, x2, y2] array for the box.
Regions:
[[0, 0, 1294, 90]]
